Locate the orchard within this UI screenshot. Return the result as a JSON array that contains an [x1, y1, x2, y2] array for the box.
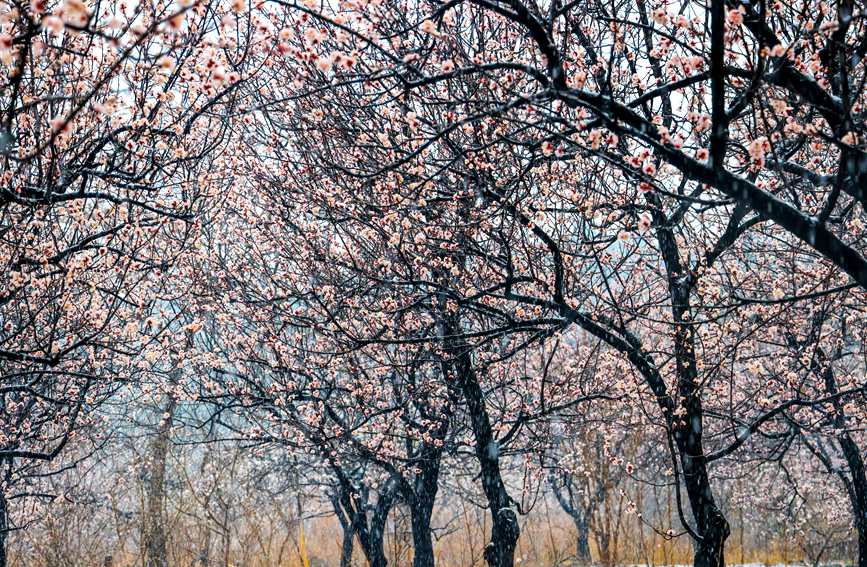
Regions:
[[0, 0, 864, 566]]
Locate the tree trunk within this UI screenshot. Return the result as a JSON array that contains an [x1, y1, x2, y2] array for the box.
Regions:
[[655, 206, 729, 567], [679, 449, 728, 567], [332, 490, 355, 567], [824, 370, 867, 567], [408, 448, 441, 567], [550, 473, 592, 565], [809, 345, 867, 567], [451, 352, 519, 567], [674, 323, 728, 567], [832, 426, 867, 567], [340, 526, 354, 567], [0, 485, 8, 567], [333, 470, 397, 567], [575, 518, 592, 565], [852, 471, 867, 567], [673, 327, 729, 567], [433, 218, 518, 567], [409, 498, 436, 567], [142, 398, 175, 567], [366, 492, 392, 567]]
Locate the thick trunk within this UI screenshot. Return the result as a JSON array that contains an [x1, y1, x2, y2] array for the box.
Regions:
[[340, 526, 354, 567], [0, 487, 7, 567], [142, 399, 175, 567], [816, 349, 867, 567], [340, 530, 353, 567], [673, 334, 729, 567], [366, 502, 391, 567], [332, 491, 355, 567], [856, 498, 867, 567], [453, 353, 519, 567], [565, 507, 592, 564], [832, 409, 867, 567], [679, 451, 728, 567], [408, 446, 441, 567], [850, 462, 867, 567], [409, 499, 436, 567], [575, 519, 592, 565], [433, 226, 518, 567], [656, 207, 729, 567], [334, 471, 397, 567], [835, 429, 867, 567], [436, 290, 518, 567], [674, 347, 729, 567], [365, 535, 387, 567], [340, 533, 354, 567], [550, 474, 592, 565]]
